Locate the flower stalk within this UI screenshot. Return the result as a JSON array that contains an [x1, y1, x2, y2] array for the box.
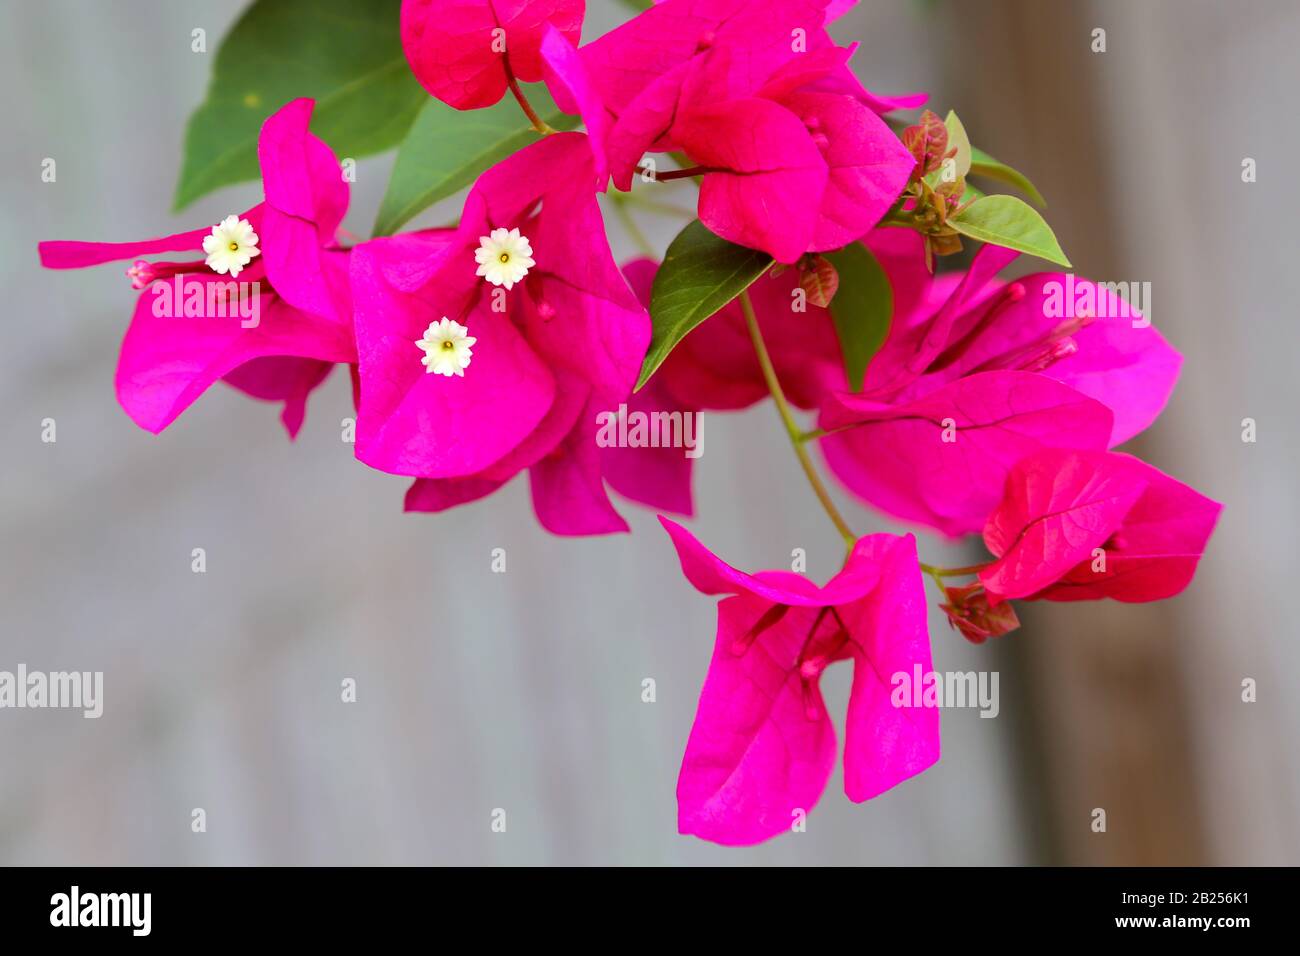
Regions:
[[505, 67, 554, 135], [740, 289, 857, 553]]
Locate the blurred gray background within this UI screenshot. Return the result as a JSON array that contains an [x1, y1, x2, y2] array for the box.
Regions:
[[1, 0, 1295, 865]]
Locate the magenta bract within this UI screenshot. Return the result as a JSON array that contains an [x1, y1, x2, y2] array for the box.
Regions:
[[38, 98, 356, 437], [400, 0, 584, 110], [580, 0, 920, 261], [662, 517, 939, 845], [822, 233, 1183, 536], [979, 449, 1223, 603]]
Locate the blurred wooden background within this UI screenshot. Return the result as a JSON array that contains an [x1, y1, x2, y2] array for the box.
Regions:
[[948, 0, 1300, 865]]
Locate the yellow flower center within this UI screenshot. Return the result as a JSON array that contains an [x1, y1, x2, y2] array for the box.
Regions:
[[499, 252, 510, 263], [228, 241, 239, 252]]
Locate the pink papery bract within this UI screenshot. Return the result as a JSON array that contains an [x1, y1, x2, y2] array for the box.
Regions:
[[353, 158, 691, 534], [820, 235, 1183, 536], [662, 517, 938, 845], [38, 98, 356, 436], [401, 0, 585, 109], [979, 449, 1222, 603], [580, 0, 919, 261]]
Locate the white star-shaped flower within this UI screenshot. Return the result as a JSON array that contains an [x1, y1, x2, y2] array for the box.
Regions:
[[202, 214, 260, 277], [474, 227, 534, 290], [415, 317, 477, 377]]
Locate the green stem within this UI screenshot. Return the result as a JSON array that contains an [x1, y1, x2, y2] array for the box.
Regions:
[[800, 415, 878, 443], [881, 212, 914, 229], [506, 70, 554, 135], [922, 565, 948, 595], [740, 290, 857, 554], [919, 562, 990, 578]]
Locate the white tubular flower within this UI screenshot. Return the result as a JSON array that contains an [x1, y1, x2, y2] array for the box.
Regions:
[[474, 227, 534, 290], [415, 317, 477, 377], [202, 215, 260, 277]]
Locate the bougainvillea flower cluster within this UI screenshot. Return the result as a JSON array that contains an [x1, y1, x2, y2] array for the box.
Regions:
[[40, 0, 1221, 846]]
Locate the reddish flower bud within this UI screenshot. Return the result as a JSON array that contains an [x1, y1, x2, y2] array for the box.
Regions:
[[939, 582, 1020, 644], [798, 255, 840, 309]]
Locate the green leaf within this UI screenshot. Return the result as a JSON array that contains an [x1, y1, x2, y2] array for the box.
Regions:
[[961, 181, 986, 204], [824, 244, 892, 391], [638, 221, 772, 390], [373, 85, 576, 236], [968, 146, 1047, 207], [923, 110, 972, 191], [950, 195, 1071, 267], [174, 0, 426, 210], [943, 110, 972, 180]]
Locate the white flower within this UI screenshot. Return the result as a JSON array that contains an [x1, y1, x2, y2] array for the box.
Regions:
[[415, 317, 477, 377], [474, 227, 534, 290], [202, 214, 260, 277]]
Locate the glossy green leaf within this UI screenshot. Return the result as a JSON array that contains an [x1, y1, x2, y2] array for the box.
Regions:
[[950, 195, 1071, 267], [968, 146, 1047, 207], [824, 244, 892, 391], [373, 85, 576, 236], [638, 221, 772, 390], [174, 0, 425, 210]]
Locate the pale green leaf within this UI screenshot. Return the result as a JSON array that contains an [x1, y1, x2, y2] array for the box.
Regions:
[[950, 195, 1071, 267], [373, 85, 576, 236]]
